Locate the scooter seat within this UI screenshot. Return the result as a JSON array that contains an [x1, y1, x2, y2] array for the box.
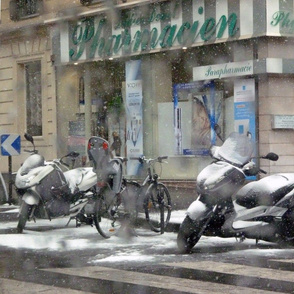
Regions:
[[235, 173, 294, 209]]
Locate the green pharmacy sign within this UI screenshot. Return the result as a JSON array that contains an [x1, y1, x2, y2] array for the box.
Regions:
[[271, 10, 294, 34], [69, 4, 239, 61]]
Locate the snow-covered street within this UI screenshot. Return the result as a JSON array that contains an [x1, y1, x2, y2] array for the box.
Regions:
[[1, 204, 294, 261], [2, 205, 294, 293]]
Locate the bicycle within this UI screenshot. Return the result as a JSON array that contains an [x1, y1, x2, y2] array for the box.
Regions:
[[87, 136, 134, 238], [88, 137, 172, 237], [92, 156, 172, 238], [91, 157, 133, 239], [126, 155, 172, 234]]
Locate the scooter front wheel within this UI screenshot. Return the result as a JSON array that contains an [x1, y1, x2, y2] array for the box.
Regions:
[[177, 216, 202, 254], [17, 201, 32, 233]]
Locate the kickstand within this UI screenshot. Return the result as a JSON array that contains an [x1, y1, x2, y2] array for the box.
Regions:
[[76, 217, 82, 227], [235, 235, 246, 243], [66, 217, 73, 227]]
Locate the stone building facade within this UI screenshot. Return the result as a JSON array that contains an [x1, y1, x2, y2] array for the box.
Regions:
[[1, 0, 294, 183]]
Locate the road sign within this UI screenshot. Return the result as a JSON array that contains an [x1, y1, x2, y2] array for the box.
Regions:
[[1, 134, 21, 156]]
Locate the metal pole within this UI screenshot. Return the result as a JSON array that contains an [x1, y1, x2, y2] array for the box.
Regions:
[[8, 156, 12, 205], [84, 65, 92, 140], [0, 172, 8, 203]]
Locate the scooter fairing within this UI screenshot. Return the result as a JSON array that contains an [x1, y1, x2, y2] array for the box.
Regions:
[[64, 167, 97, 193], [235, 173, 294, 209]]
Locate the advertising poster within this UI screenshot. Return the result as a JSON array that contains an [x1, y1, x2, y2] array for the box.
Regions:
[[234, 79, 256, 180], [234, 79, 256, 139], [173, 81, 222, 156], [125, 60, 143, 175]]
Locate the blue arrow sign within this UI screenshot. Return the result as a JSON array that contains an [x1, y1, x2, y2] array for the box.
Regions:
[[1, 134, 21, 156]]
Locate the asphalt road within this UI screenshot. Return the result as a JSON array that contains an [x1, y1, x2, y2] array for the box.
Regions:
[[1, 205, 294, 294]]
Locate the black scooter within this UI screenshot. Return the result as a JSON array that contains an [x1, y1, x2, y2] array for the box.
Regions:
[[177, 132, 294, 253]]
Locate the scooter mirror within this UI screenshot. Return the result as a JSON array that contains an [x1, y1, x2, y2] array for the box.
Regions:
[[214, 124, 223, 142], [214, 124, 221, 136], [244, 166, 260, 176], [24, 133, 34, 145], [263, 152, 279, 161]]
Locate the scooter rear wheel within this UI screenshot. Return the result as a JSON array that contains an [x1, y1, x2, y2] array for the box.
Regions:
[[177, 216, 202, 254], [17, 201, 31, 233]]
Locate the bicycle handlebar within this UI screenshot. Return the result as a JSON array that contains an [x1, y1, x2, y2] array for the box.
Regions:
[[130, 156, 168, 164], [47, 151, 82, 170], [158, 156, 168, 161]]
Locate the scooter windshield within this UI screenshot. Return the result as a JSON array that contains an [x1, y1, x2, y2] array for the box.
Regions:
[[212, 132, 254, 166], [19, 154, 45, 175]]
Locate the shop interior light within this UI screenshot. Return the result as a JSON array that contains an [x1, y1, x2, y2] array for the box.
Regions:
[[74, 62, 78, 65], [182, 47, 187, 50], [109, 57, 114, 60]]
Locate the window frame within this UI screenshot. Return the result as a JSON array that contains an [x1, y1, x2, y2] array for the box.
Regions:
[[9, 0, 43, 21], [24, 60, 43, 137]]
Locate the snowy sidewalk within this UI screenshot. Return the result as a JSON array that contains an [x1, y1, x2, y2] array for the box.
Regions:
[[0, 204, 186, 231], [0, 203, 19, 222]]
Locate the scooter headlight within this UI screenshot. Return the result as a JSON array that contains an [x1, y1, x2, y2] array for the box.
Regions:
[[22, 175, 38, 187], [25, 175, 37, 183], [16, 175, 37, 188]]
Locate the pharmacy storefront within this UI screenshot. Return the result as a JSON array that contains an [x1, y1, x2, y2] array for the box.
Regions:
[[54, 0, 294, 179]]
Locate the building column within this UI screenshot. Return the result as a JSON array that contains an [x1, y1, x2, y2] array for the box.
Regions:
[[84, 65, 92, 141]]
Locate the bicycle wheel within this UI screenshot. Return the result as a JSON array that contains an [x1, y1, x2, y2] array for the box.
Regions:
[[144, 182, 172, 233], [93, 194, 123, 238]]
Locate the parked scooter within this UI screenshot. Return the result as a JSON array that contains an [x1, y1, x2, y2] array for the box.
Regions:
[[176, 131, 294, 253], [15, 133, 98, 233]]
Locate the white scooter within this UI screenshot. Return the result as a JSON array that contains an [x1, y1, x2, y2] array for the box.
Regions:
[[176, 131, 294, 253], [15, 133, 97, 233]]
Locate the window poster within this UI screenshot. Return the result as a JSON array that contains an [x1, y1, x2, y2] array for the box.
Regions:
[[234, 79, 256, 139], [173, 81, 223, 156], [125, 60, 143, 175], [234, 78, 256, 180]]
